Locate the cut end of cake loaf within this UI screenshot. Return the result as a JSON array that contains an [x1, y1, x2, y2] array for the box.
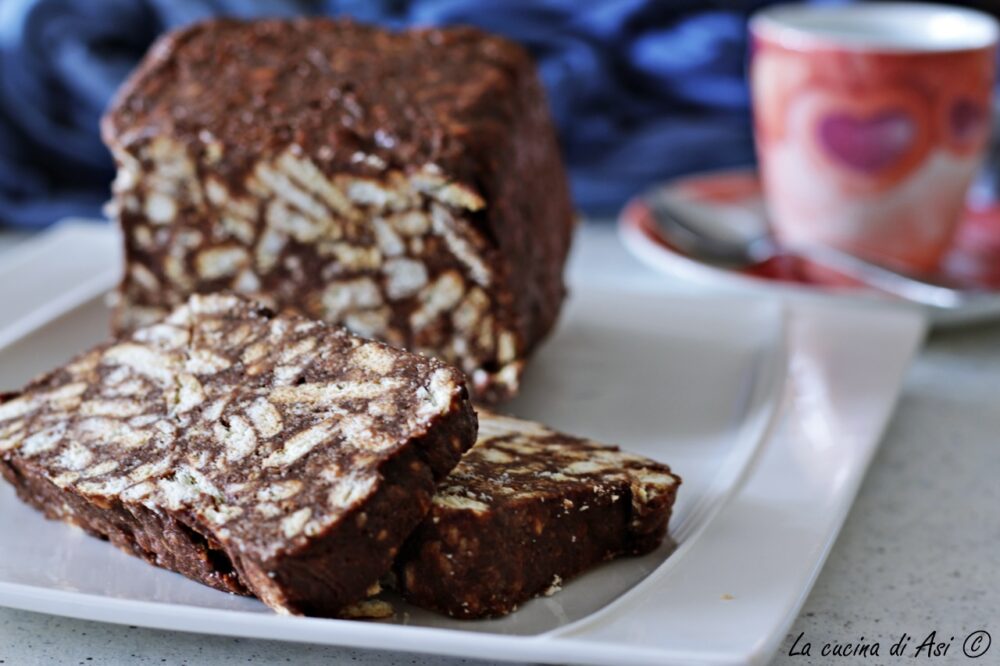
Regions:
[[0, 293, 477, 616], [394, 411, 680, 618], [102, 18, 576, 403]]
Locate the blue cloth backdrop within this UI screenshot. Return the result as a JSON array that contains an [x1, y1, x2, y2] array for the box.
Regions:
[[0, 0, 825, 226]]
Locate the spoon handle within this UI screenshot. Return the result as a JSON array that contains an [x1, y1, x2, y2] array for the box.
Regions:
[[793, 244, 976, 309]]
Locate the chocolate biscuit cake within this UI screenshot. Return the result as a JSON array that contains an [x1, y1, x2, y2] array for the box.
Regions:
[[0, 294, 476, 616], [395, 412, 680, 618], [102, 18, 575, 402]]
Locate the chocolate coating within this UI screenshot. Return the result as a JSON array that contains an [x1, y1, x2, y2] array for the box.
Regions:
[[103, 18, 575, 402]]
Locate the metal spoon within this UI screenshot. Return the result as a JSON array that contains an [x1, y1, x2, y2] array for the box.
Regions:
[[644, 190, 990, 310]]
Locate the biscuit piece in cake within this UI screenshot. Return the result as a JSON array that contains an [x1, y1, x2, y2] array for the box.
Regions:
[[0, 294, 476, 616], [394, 412, 680, 618], [101, 18, 575, 402]]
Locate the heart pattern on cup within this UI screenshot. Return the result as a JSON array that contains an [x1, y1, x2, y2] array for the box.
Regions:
[[816, 110, 916, 174], [796, 88, 932, 192]]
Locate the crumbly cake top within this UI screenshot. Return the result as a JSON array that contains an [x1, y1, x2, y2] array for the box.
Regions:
[[102, 18, 535, 187], [433, 412, 679, 514], [0, 294, 469, 559]]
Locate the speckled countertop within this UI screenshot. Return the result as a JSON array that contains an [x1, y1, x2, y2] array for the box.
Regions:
[[0, 224, 997, 665]]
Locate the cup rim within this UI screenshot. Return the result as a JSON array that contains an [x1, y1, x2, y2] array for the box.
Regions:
[[751, 2, 999, 53]]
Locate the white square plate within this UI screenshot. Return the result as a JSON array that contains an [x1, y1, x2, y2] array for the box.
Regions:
[[0, 223, 925, 665]]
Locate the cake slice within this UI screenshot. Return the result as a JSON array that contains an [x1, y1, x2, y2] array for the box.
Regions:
[[394, 412, 680, 618], [0, 294, 476, 616], [101, 18, 575, 402]]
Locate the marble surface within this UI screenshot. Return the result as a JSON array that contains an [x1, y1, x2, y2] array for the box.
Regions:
[[0, 224, 997, 665]]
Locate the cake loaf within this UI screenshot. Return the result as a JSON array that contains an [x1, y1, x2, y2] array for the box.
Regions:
[[101, 18, 575, 403], [0, 294, 476, 616], [395, 412, 680, 618]]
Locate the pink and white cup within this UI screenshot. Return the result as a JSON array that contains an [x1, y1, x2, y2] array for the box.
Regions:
[[750, 3, 999, 273]]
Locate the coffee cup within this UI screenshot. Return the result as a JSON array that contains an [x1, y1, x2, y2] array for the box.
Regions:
[[751, 3, 998, 273]]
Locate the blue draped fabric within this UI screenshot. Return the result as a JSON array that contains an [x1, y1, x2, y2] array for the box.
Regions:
[[0, 0, 831, 227]]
